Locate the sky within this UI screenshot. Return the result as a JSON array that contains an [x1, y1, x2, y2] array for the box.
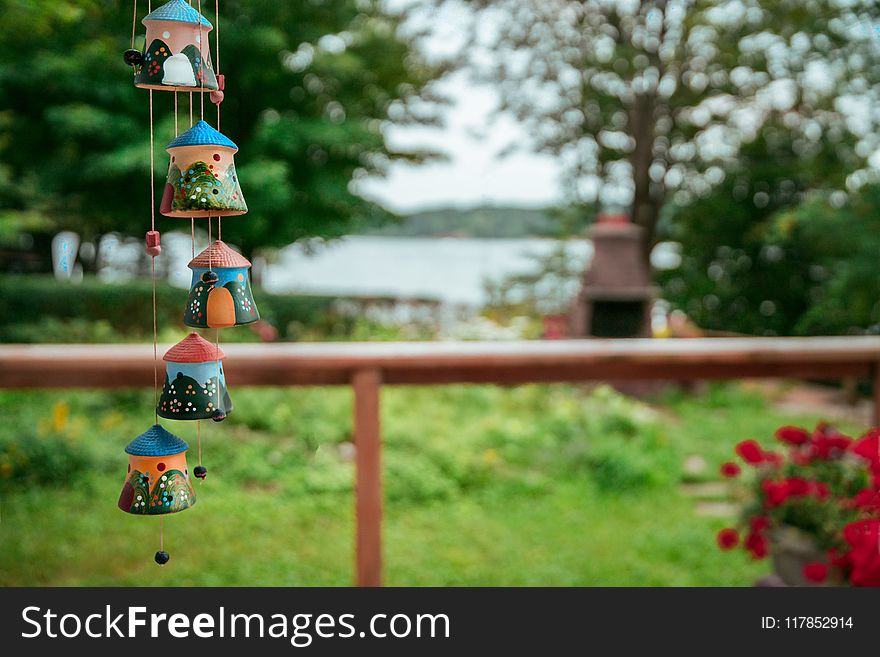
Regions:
[[356, 1, 566, 214]]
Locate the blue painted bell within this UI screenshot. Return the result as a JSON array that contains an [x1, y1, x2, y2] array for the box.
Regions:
[[157, 332, 232, 421], [183, 241, 259, 329], [160, 121, 246, 218]]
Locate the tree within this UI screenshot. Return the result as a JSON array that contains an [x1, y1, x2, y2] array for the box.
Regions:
[[0, 0, 446, 261], [662, 177, 880, 337], [450, 0, 880, 257], [657, 118, 857, 335]]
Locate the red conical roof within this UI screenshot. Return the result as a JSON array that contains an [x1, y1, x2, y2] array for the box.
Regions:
[[188, 240, 251, 269], [163, 332, 226, 363]]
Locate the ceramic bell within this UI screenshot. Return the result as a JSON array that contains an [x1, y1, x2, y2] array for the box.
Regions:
[[184, 241, 259, 328], [158, 332, 232, 421], [160, 121, 247, 217], [133, 0, 218, 92], [118, 425, 196, 515]]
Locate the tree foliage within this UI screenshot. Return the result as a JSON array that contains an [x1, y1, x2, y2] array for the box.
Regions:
[[0, 0, 446, 257], [660, 128, 880, 336], [452, 0, 880, 254]]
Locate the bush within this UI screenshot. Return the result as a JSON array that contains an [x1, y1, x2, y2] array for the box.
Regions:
[[0, 276, 336, 342], [0, 433, 91, 491]]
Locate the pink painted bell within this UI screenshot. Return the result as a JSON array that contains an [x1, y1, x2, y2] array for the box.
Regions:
[[133, 0, 218, 92]]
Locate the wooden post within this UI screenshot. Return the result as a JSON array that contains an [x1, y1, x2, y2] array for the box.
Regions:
[[352, 367, 382, 586], [873, 363, 880, 427]]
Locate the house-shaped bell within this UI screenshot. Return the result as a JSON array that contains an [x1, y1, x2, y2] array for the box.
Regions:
[[158, 332, 232, 421], [118, 424, 196, 515], [160, 121, 247, 218], [133, 0, 218, 92], [183, 241, 259, 329]]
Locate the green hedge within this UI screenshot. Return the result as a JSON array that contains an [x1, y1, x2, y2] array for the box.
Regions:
[[0, 276, 336, 342]]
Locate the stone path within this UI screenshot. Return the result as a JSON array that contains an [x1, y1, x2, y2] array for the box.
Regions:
[[742, 379, 872, 427], [681, 379, 873, 517]]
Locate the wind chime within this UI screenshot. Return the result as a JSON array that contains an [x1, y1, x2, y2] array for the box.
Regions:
[[120, 0, 259, 565]]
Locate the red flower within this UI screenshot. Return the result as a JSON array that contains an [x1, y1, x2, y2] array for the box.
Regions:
[[744, 531, 768, 559], [785, 477, 810, 497], [716, 528, 739, 550], [762, 451, 784, 467], [853, 488, 880, 512], [843, 520, 880, 586], [762, 480, 791, 507], [776, 426, 809, 445], [809, 426, 852, 461], [750, 516, 770, 534], [720, 461, 741, 478], [802, 562, 828, 583], [844, 519, 877, 548], [736, 439, 765, 465], [827, 548, 848, 569], [851, 430, 880, 472], [812, 482, 830, 501]]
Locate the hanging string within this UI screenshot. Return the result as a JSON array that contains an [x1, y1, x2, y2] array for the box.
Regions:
[[189, 88, 196, 258], [151, 258, 158, 422], [148, 92, 155, 232], [198, 0, 205, 120], [149, 89, 159, 424], [159, 516, 164, 551], [215, 327, 221, 416], [215, 0, 221, 129], [174, 91, 178, 136], [214, 0, 222, 241], [189, 92, 194, 127], [131, 0, 138, 49], [197, 420, 202, 466], [215, 0, 220, 79]]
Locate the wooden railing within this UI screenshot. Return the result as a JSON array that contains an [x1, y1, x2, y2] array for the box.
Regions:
[[3, 336, 880, 586]]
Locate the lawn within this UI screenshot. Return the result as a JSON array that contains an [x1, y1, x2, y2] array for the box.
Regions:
[[0, 382, 861, 586]]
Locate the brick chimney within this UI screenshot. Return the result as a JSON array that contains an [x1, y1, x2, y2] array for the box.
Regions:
[[570, 212, 655, 338]]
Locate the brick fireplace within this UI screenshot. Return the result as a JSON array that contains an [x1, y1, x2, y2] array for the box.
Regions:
[[570, 212, 655, 338]]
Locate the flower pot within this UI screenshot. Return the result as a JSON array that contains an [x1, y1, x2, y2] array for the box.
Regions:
[[769, 525, 826, 586]]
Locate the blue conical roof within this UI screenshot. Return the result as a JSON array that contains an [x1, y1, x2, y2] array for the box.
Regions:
[[166, 120, 237, 151], [125, 424, 189, 456], [143, 0, 212, 28]]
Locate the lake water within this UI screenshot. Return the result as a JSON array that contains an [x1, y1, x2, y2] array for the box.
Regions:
[[264, 236, 593, 307], [97, 234, 678, 309]]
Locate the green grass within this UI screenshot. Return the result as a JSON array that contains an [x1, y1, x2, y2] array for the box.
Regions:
[[0, 383, 862, 586]]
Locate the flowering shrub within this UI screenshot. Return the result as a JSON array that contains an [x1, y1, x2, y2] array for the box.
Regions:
[[717, 423, 880, 586]]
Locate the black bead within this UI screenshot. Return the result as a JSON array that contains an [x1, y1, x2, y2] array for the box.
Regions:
[[154, 550, 170, 565], [194, 465, 208, 480], [123, 49, 143, 66], [202, 271, 219, 284], [211, 409, 226, 422]]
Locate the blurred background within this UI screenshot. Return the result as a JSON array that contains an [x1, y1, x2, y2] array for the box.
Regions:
[[2, 0, 880, 585]]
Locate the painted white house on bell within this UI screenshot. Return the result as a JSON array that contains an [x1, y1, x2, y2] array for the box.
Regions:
[[134, 0, 219, 92]]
